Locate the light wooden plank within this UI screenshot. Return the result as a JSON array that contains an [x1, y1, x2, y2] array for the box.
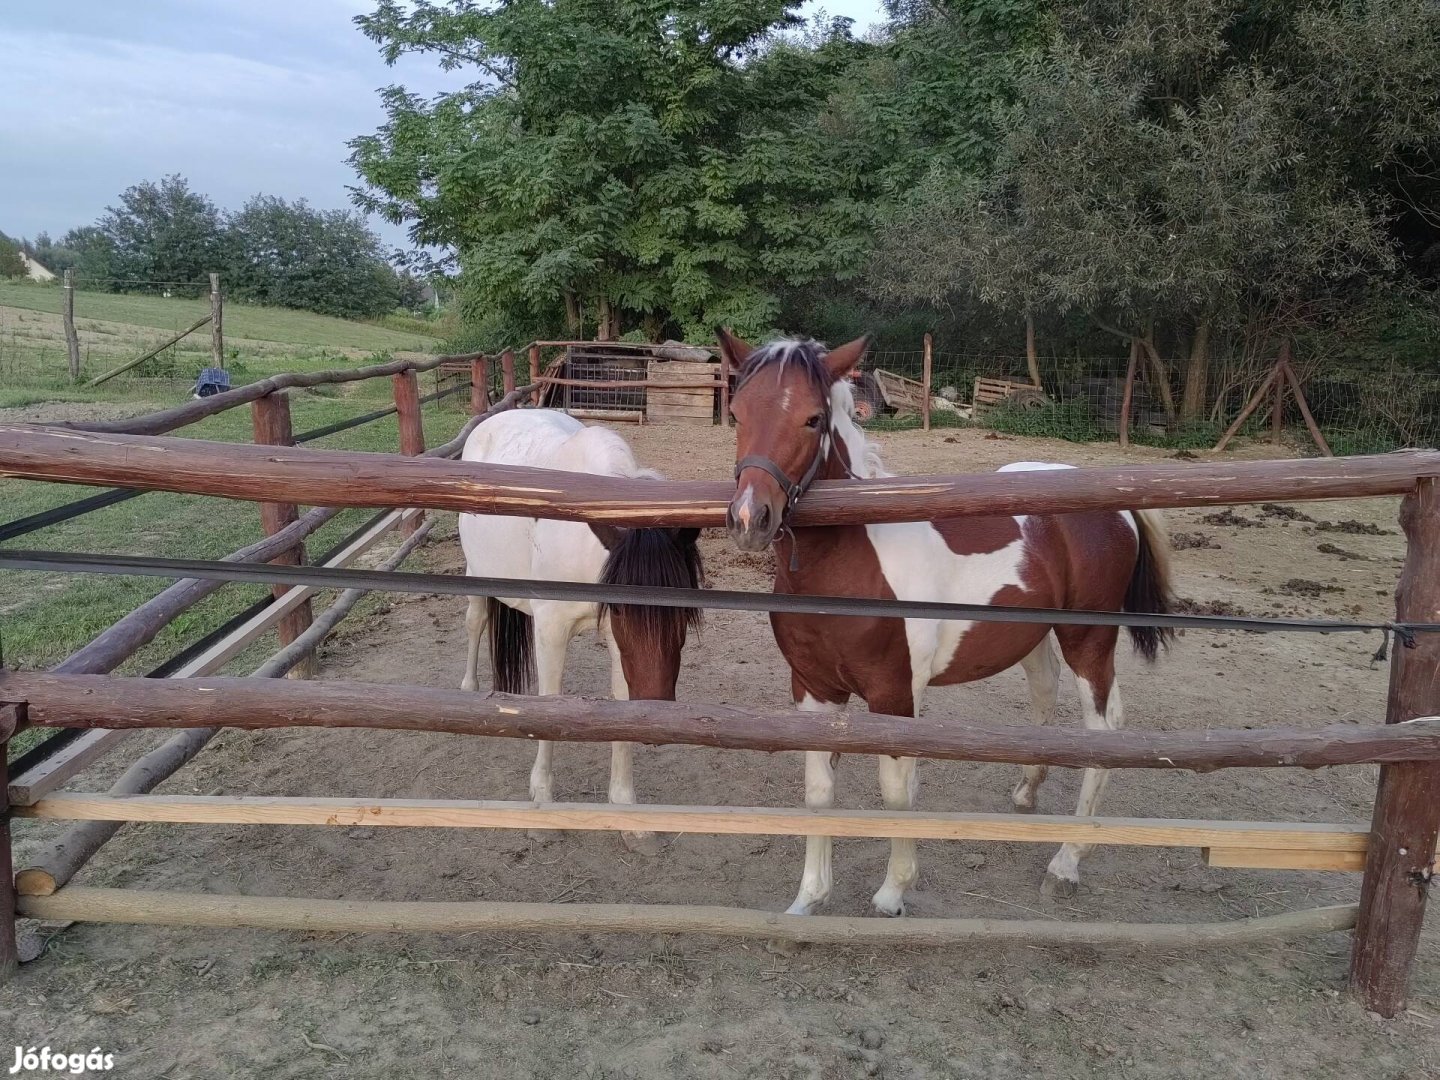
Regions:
[[1205, 847, 1369, 872], [7, 507, 420, 805], [7, 731, 130, 805], [18, 887, 1358, 945], [18, 795, 1374, 851]]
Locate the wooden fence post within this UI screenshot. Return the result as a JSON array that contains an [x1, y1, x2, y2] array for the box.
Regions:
[[63, 268, 81, 382], [1350, 477, 1440, 1016], [250, 391, 315, 677], [922, 332, 933, 432], [471, 355, 490, 414], [501, 349, 517, 397], [529, 344, 542, 405], [209, 273, 224, 370], [0, 704, 20, 982], [393, 368, 426, 537]]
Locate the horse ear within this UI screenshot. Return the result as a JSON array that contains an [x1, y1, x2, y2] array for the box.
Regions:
[[823, 335, 872, 381], [589, 523, 623, 551], [715, 327, 754, 368]]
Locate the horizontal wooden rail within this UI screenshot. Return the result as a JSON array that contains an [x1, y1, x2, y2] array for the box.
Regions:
[[58, 352, 483, 437], [3, 672, 1439, 772], [1, 427, 1436, 526], [13, 886, 1355, 945], [13, 794, 1375, 852], [538, 377, 718, 390], [15, 888, 1358, 946]]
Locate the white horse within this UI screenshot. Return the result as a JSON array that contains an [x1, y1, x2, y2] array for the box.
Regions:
[[459, 409, 702, 852]]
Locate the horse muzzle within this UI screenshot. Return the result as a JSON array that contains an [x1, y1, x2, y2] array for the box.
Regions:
[[727, 486, 780, 552]]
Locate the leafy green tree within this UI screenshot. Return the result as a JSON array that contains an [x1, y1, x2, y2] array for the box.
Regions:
[[0, 237, 25, 279], [350, 0, 874, 342], [226, 195, 400, 318], [869, 0, 1440, 420], [86, 175, 226, 293]]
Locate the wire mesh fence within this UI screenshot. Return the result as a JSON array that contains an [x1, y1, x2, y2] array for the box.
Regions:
[[856, 349, 1440, 453]]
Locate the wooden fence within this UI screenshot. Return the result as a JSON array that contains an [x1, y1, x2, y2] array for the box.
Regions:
[[0, 356, 1437, 1018]]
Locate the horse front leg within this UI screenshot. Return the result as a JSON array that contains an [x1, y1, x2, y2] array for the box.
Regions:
[[786, 693, 844, 916], [604, 630, 660, 855], [1045, 631, 1123, 897]]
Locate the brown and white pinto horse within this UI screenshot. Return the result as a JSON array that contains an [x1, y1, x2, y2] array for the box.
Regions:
[[718, 331, 1174, 914]]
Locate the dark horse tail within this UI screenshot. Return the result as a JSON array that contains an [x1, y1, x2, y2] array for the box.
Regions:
[[594, 525, 705, 647], [487, 597, 534, 694], [1124, 509, 1176, 662]]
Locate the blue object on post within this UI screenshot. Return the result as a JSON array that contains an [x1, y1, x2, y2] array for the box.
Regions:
[[192, 367, 231, 399]]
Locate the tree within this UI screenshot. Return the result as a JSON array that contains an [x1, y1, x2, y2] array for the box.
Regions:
[[226, 195, 400, 318], [350, 0, 874, 342], [92, 175, 226, 293], [0, 237, 25, 279], [868, 0, 1440, 421], [29, 231, 84, 276]]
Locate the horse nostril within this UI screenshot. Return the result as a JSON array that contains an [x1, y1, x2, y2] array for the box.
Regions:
[[754, 504, 770, 532]]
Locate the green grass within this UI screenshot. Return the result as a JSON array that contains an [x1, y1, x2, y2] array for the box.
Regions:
[[0, 281, 438, 352], [0, 393, 472, 693]]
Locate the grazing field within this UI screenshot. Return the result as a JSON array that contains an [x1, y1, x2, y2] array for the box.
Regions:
[[0, 280, 437, 395], [4, 422, 1437, 1079]]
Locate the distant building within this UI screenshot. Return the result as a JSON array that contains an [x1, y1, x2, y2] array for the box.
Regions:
[[18, 252, 55, 282]]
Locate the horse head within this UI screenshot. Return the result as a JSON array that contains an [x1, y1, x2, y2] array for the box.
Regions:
[[716, 329, 872, 551]]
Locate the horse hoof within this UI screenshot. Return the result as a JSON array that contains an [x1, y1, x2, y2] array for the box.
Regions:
[[871, 889, 907, 918], [621, 830, 664, 856], [784, 898, 823, 917], [1011, 800, 1037, 815], [1041, 871, 1079, 899]]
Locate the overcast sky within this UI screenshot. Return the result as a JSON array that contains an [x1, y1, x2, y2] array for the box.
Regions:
[[1, 0, 884, 255]]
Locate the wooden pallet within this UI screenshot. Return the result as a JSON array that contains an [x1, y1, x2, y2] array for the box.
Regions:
[[873, 369, 927, 415], [973, 376, 1049, 415], [646, 359, 717, 424]]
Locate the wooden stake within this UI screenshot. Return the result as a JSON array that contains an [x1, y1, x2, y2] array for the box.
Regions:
[[85, 313, 211, 387], [1213, 360, 1284, 453], [528, 344, 541, 405], [1279, 349, 1333, 457], [17, 888, 1358, 947], [250, 392, 314, 676], [1351, 478, 1440, 1016], [1271, 363, 1285, 446], [470, 355, 490, 414], [209, 273, 224, 370], [1118, 338, 1139, 449], [62, 269, 80, 382], [922, 332, 934, 432]]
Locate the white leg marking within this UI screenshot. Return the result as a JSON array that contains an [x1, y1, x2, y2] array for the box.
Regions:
[[527, 617, 573, 807], [787, 696, 840, 916], [460, 596, 487, 692], [604, 633, 658, 854], [1045, 674, 1125, 895], [1012, 636, 1060, 811], [872, 755, 918, 916]]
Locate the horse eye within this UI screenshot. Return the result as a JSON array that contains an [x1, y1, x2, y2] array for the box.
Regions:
[[804, 415, 823, 429]]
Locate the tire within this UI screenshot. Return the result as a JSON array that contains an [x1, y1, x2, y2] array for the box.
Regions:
[[850, 375, 884, 423]]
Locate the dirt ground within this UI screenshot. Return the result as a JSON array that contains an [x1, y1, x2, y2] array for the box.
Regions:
[[4, 422, 1438, 1079]]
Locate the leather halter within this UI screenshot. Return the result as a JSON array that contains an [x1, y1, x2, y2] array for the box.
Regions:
[[731, 361, 835, 527]]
